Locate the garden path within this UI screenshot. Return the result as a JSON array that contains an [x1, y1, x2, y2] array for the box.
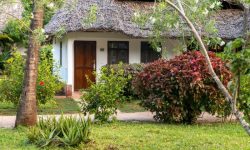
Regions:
[[0, 92, 236, 128], [0, 111, 236, 128]]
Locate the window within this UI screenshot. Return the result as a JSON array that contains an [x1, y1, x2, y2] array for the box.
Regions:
[[221, 1, 243, 10], [108, 41, 129, 64], [186, 38, 227, 53], [141, 42, 161, 63]]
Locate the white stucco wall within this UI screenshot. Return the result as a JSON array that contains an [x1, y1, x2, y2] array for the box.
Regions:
[[162, 39, 185, 59], [52, 32, 183, 91], [53, 37, 68, 82]]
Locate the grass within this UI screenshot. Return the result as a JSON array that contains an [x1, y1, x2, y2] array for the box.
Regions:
[[0, 122, 249, 150], [118, 100, 146, 113], [85, 122, 250, 150], [0, 98, 80, 116]]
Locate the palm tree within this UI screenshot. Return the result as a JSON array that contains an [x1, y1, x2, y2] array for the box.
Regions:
[[15, 0, 44, 126]]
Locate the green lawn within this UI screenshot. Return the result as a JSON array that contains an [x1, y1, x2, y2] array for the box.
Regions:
[[0, 98, 80, 116], [0, 122, 249, 150], [118, 100, 146, 113]]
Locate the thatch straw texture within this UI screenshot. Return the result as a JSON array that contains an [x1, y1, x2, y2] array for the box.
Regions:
[[45, 0, 248, 39], [0, 0, 23, 32]]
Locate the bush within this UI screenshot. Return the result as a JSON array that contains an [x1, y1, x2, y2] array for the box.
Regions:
[[217, 39, 250, 121], [133, 51, 232, 123], [37, 45, 63, 104], [3, 19, 29, 47], [0, 51, 11, 74], [0, 52, 24, 105], [27, 115, 91, 148], [106, 63, 144, 100], [0, 45, 63, 105], [238, 75, 250, 120], [81, 64, 130, 122]]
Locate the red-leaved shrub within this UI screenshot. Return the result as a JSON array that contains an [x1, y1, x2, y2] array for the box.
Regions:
[[133, 51, 232, 123]]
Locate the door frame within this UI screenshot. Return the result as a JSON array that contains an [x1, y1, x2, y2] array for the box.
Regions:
[[73, 40, 96, 91]]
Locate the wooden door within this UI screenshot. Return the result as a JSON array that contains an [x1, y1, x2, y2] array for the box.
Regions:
[[74, 41, 96, 91]]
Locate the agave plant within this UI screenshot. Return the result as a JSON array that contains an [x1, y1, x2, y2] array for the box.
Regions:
[[27, 115, 91, 148]]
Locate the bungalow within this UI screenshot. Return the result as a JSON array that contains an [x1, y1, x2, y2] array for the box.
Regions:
[[45, 0, 247, 94]]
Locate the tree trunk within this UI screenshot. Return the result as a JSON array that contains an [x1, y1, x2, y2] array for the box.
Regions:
[[243, 5, 249, 47], [166, 0, 250, 135], [15, 1, 44, 127]]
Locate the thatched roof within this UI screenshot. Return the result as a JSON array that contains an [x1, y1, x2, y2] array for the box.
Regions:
[[45, 0, 248, 39], [0, 0, 23, 32]]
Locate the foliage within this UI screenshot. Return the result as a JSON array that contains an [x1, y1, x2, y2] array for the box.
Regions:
[[81, 64, 130, 122], [37, 45, 63, 104], [0, 33, 14, 49], [240, 75, 250, 117], [0, 100, 15, 109], [187, 36, 226, 52], [2, 0, 64, 48], [20, 0, 64, 25], [27, 115, 91, 148], [0, 52, 24, 105], [218, 38, 250, 119], [0, 34, 13, 73], [220, 38, 250, 75], [106, 63, 144, 100], [0, 46, 63, 105], [3, 19, 29, 47], [133, 51, 232, 123], [133, 0, 221, 50], [0, 51, 11, 74]]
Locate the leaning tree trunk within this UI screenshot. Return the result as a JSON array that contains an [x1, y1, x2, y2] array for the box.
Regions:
[[15, 1, 44, 127], [165, 0, 250, 135]]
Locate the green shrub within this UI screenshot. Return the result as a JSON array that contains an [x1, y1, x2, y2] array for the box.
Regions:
[[133, 51, 232, 123], [3, 19, 29, 47], [81, 64, 130, 122], [238, 75, 250, 120], [0, 50, 11, 73], [0, 45, 63, 105], [37, 45, 63, 104], [0, 52, 24, 105], [27, 115, 91, 148], [217, 39, 250, 120], [105, 63, 144, 100]]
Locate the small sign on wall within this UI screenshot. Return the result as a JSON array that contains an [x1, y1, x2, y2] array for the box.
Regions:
[[100, 48, 105, 51]]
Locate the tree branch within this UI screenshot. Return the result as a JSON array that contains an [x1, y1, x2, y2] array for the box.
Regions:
[[3, 12, 33, 33], [165, 0, 250, 135], [176, 0, 185, 14]]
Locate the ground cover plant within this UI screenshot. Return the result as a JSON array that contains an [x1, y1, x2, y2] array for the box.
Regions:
[[133, 51, 232, 123], [0, 122, 249, 150], [27, 115, 91, 148]]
